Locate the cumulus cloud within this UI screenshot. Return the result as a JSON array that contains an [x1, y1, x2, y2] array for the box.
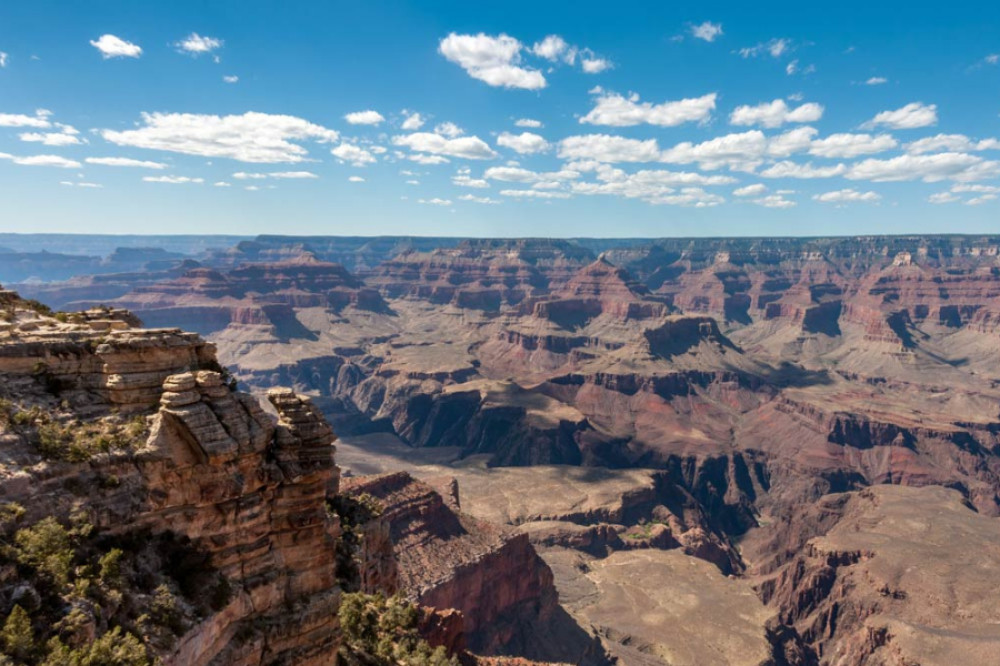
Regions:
[[500, 189, 571, 199], [0, 53, 8, 68], [691, 22, 723, 42], [434, 122, 463, 138], [100, 111, 340, 163], [393, 131, 497, 160], [753, 194, 796, 208], [862, 102, 937, 130], [19, 130, 82, 146], [452, 169, 490, 188], [809, 133, 898, 158], [813, 188, 881, 203], [142, 175, 204, 184], [568, 165, 733, 206], [515, 118, 542, 128], [0, 110, 52, 128], [344, 110, 385, 126], [223, 75, 239, 84], [332, 143, 377, 166], [729, 99, 823, 128], [532, 35, 571, 62], [233, 170, 317, 179], [438, 33, 546, 90], [401, 112, 425, 130], [865, 76, 888, 85], [90, 34, 142, 59], [846, 152, 1000, 182], [660, 128, 818, 171], [459, 194, 501, 204], [581, 57, 612, 73], [176, 33, 222, 55], [484, 166, 579, 184], [905, 134, 1000, 154], [0, 152, 81, 168], [418, 197, 453, 205], [497, 131, 550, 154], [348, 176, 365, 182], [733, 183, 767, 197], [558, 134, 662, 163], [759, 161, 847, 179], [85, 157, 168, 169], [581, 91, 717, 127]]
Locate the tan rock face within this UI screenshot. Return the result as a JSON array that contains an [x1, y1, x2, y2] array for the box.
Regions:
[[0, 296, 343, 665]]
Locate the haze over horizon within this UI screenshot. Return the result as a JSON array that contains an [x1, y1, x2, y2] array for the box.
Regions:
[[3, 0, 1000, 237]]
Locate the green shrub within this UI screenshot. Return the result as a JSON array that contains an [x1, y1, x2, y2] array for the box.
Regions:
[[14, 517, 74, 586], [339, 592, 458, 666], [2, 606, 35, 662]]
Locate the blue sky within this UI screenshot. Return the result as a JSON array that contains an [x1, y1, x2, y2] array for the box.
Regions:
[[1, 0, 1000, 237]]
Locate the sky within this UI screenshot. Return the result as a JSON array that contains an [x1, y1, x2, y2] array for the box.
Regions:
[[2, 0, 1000, 238]]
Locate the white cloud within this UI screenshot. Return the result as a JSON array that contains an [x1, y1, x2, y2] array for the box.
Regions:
[[660, 128, 818, 171], [532, 35, 570, 61], [691, 22, 723, 42], [233, 170, 317, 180], [500, 189, 571, 199], [966, 194, 997, 205], [813, 188, 881, 203], [406, 153, 450, 165], [569, 165, 733, 205], [348, 176, 365, 182], [270, 171, 318, 179], [19, 131, 82, 146], [497, 131, 550, 154], [862, 102, 937, 130], [559, 134, 661, 163], [214, 181, 231, 187], [905, 133, 1000, 154], [401, 112, 425, 130], [581, 91, 717, 127], [581, 57, 612, 73], [434, 122, 463, 138], [418, 197, 453, 205], [865, 76, 888, 85], [245, 185, 260, 191], [753, 194, 796, 208], [176, 33, 223, 55], [733, 183, 767, 197], [393, 131, 497, 160], [729, 99, 823, 128], [459, 194, 501, 204], [809, 133, 898, 158], [332, 143, 377, 166], [453, 173, 490, 188], [90, 34, 142, 59], [344, 110, 385, 126], [85, 157, 168, 169], [438, 33, 545, 90], [846, 152, 1000, 182], [100, 111, 339, 163], [60, 181, 102, 188], [0, 110, 52, 128], [223, 75, 239, 84], [515, 118, 542, 128], [739, 38, 791, 58], [484, 166, 579, 184], [929, 192, 960, 204], [759, 161, 847, 179], [0, 152, 81, 168], [142, 175, 204, 184], [0, 53, 8, 68]]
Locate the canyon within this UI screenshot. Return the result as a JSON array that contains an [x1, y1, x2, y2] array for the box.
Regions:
[[4, 233, 1000, 665]]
